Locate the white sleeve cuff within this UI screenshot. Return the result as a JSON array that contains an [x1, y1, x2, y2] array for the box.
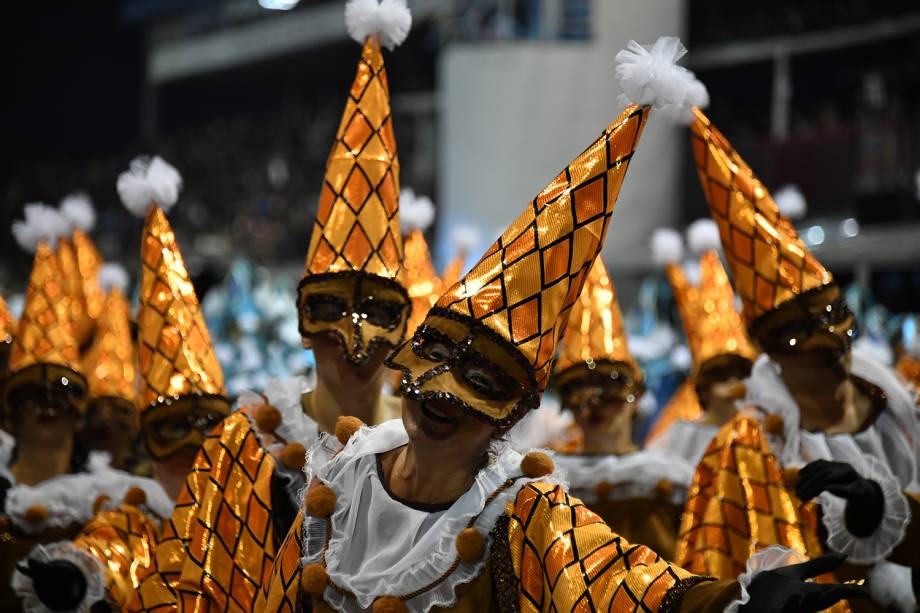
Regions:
[[11, 542, 106, 613], [818, 455, 911, 565], [724, 546, 806, 613]]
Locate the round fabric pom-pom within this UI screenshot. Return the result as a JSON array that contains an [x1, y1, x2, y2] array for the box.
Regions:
[[764, 414, 785, 437], [255, 404, 283, 433], [300, 563, 328, 596], [520, 451, 554, 478], [594, 481, 614, 501], [372, 595, 407, 613], [654, 479, 673, 500], [335, 415, 364, 445], [782, 467, 800, 490], [305, 484, 337, 518], [92, 495, 111, 514], [727, 381, 747, 400], [282, 442, 307, 471], [124, 486, 147, 506], [456, 527, 486, 564], [24, 504, 49, 525]]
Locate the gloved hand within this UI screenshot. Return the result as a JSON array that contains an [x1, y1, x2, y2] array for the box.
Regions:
[[795, 459, 884, 537], [16, 558, 87, 611], [740, 553, 867, 612]]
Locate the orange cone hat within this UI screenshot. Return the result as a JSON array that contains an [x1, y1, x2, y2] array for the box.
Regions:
[[60, 193, 105, 324], [554, 257, 641, 391], [56, 237, 95, 347], [689, 108, 832, 324], [0, 293, 15, 347], [403, 229, 441, 338], [82, 283, 139, 410]]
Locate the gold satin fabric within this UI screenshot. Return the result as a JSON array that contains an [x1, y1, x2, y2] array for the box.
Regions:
[[56, 237, 95, 347], [403, 229, 442, 338], [72, 229, 105, 322], [82, 288, 139, 409], [0, 292, 15, 345]]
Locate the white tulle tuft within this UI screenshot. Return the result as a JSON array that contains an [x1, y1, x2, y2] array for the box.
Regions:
[[773, 184, 807, 220], [59, 192, 96, 232], [97, 263, 130, 293], [117, 155, 183, 218], [12, 203, 71, 253], [345, 0, 411, 50], [650, 227, 684, 266], [399, 187, 436, 232], [449, 223, 480, 255], [615, 37, 708, 121], [686, 218, 721, 254]]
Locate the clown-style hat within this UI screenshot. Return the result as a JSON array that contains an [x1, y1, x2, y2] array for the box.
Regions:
[[388, 37, 707, 425], [117, 156, 228, 427], [553, 257, 642, 396], [400, 188, 441, 338], [82, 264, 139, 423], [0, 293, 15, 348], [668, 250, 756, 375], [56, 237, 95, 348], [61, 193, 105, 326], [689, 108, 832, 326]]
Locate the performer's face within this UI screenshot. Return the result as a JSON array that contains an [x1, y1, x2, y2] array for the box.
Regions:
[[386, 313, 535, 426], [695, 355, 751, 412], [562, 365, 640, 430], [401, 396, 497, 461], [10, 385, 84, 446], [83, 398, 137, 469], [311, 333, 390, 385], [142, 396, 229, 461], [299, 274, 410, 366]]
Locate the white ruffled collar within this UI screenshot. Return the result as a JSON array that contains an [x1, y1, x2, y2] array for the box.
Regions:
[[645, 419, 720, 466], [301, 419, 564, 613], [555, 448, 694, 505], [3, 451, 173, 534]]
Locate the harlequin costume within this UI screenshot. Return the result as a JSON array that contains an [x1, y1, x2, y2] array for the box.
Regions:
[[249, 35, 802, 613], [551, 257, 695, 560], [0, 292, 17, 396], [646, 249, 756, 465], [674, 107, 920, 612]]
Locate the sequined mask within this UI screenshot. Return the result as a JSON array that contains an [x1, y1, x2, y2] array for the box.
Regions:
[[141, 395, 230, 461], [386, 310, 537, 426], [557, 362, 643, 415]]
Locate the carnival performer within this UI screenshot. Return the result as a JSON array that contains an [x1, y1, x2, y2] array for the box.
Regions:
[[126, 0, 416, 608], [550, 257, 695, 560], [0, 292, 17, 399], [255, 36, 864, 613], [675, 106, 920, 612]]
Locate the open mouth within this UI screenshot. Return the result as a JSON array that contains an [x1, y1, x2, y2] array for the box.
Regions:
[[421, 400, 459, 424]]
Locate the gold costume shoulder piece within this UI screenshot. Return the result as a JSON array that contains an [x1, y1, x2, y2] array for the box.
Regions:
[[254, 511, 304, 612]]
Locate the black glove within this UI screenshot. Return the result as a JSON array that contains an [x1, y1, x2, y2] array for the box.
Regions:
[[795, 460, 884, 537], [16, 558, 87, 611], [740, 553, 867, 612]]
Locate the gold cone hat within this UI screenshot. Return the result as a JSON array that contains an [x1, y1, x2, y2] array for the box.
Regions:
[[690, 108, 832, 323], [403, 229, 441, 338], [440, 255, 464, 293], [57, 237, 95, 347], [136, 206, 225, 413], [5, 243, 86, 406], [644, 380, 703, 444], [0, 293, 15, 346], [434, 105, 650, 392], [303, 37, 403, 284], [73, 229, 105, 322], [554, 257, 640, 385], [83, 288, 138, 407], [669, 250, 756, 373]]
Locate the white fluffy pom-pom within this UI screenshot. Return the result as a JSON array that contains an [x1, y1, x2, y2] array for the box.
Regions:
[[615, 37, 708, 121], [117, 155, 183, 218], [650, 227, 684, 266], [773, 184, 806, 220], [399, 187, 436, 232], [449, 223, 480, 255], [60, 192, 96, 233], [345, 0, 411, 50], [12, 203, 71, 253], [98, 263, 130, 293], [686, 218, 721, 255]]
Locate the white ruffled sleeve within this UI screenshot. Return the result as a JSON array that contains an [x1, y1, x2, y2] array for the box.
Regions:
[[724, 546, 805, 613], [818, 455, 911, 565], [11, 542, 106, 613]]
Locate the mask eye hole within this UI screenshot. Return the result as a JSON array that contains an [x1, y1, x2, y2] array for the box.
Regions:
[[304, 294, 349, 322], [356, 297, 404, 329], [413, 327, 455, 362], [820, 299, 851, 327], [459, 354, 523, 401], [150, 417, 191, 442]]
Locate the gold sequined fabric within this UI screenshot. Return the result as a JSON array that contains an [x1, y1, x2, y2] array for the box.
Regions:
[[127, 411, 276, 612], [254, 511, 303, 612], [73, 505, 161, 609], [136, 206, 225, 412], [73, 229, 105, 322], [554, 257, 639, 381], [57, 237, 95, 347], [644, 380, 703, 444], [82, 288, 139, 407], [303, 37, 403, 283], [668, 251, 756, 373], [0, 293, 15, 345], [403, 229, 442, 338], [435, 105, 650, 393], [690, 108, 832, 323]]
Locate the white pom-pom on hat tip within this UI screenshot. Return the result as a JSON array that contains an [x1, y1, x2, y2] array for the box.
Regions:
[[345, 0, 411, 51], [59, 192, 96, 233], [773, 184, 807, 220], [98, 263, 131, 293], [117, 155, 183, 218], [650, 227, 684, 266], [12, 203, 71, 253], [399, 187, 436, 232], [615, 36, 708, 122], [686, 218, 721, 255]]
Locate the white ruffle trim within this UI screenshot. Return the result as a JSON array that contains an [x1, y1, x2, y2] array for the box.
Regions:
[[555, 448, 693, 505], [302, 419, 565, 613], [5, 453, 173, 533], [11, 542, 106, 613], [645, 419, 719, 467], [865, 560, 917, 613], [0, 428, 15, 483], [818, 455, 911, 564], [725, 545, 806, 613]]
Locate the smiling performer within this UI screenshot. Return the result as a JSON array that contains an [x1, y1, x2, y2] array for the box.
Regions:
[[551, 257, 694, 560], [676, 108, 920, 612], [255, 37, 863, 613]]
